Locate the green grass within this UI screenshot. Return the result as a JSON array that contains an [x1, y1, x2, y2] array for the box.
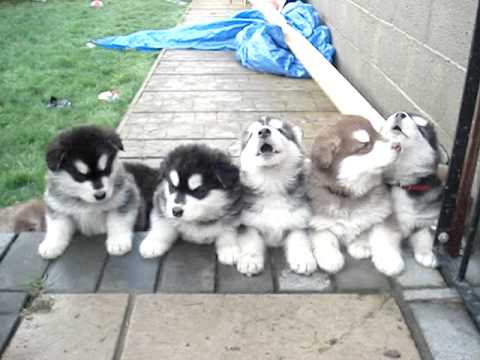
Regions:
[[0, 0, 185, 207]]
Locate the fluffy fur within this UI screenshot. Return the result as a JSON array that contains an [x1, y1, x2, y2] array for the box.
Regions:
[[236, 116, 316, 276], [380, 112, 445, 269], [13, 199, 46, 233], [307, 115, 402, 275], [139, 144, 245, 265], [39, 125, 158, 259]]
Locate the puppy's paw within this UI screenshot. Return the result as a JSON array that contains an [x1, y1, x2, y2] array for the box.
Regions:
[[287, 251, 317, 275], [139, 237, 170, 259], [414, 251, 438, 268], [314, 249, 345, 274], [106, 235, 132, 256], [372, 251, 405, 276], [38, 239, 68, 259], [348, 242, 371, 259], [217, 245, 240, 266], [237, 253, 264, 276]]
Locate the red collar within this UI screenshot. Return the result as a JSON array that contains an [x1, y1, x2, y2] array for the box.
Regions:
[[400, 183, 431, 192]]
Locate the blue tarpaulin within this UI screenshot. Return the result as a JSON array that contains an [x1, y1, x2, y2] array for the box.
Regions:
[[94, 2, 335, 78]]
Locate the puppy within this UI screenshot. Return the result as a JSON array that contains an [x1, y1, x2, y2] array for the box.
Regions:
[[13, 199, 46, 233], [236, 116, 317, 276], [139, 144, 244, 265], [308, 115, 402, 275], [39, 125, 158, 259], [380, 112, 445, 268]]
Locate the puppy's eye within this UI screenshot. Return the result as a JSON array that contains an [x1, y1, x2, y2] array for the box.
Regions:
[[358, 142, 370, 151], [192, 186, 208, 198], [75, 171, 87, 181]]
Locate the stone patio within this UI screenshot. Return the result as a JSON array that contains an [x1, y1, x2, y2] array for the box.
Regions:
[[1, 0, 480, 359]]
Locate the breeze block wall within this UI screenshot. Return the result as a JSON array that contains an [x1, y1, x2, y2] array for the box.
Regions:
[[309, 0, 478, 148]]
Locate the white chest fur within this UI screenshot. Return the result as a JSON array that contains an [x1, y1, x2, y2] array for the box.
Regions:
[[174, 220, 230, 244], [392, 188, 438, 236], [72, 210, 108, 236], [242, 194, 310, 246]]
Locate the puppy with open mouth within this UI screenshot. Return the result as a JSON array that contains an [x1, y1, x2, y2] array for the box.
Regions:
[[139, 144, 244, 265], [236, 116, 317, 276], [39, 125, 159, 259], [379, 112, 446, 270], [307, 115, 402, 275]]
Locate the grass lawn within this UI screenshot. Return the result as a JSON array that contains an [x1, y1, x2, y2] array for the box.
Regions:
[[0, 0, 186, 207]]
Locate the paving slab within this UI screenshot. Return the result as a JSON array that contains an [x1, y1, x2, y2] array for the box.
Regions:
[[0, 233, 15, 259], [271, 248, 332, 292], [98, 233, 161, 293], [0, 315, 17, 354], [395, 252, 446, 288], [119, 112, 343, 141], [217, 250, 273, 293], [410, 301, 480, 360], [157, 241, 216, 293], [334, 255, 390, 292], [155, 60, 253, 75], [44, 235, 107, 293], [402, 288, 460, 302], [0, 292, 28, 314], [3, 294, 128, 360], [135, 91, 336, 113], [0, 232, 48, 291], [121, 294, 421, 360], [148, 74, 319, 91]]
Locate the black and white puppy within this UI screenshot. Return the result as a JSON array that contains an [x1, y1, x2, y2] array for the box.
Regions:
[[236, 116, 317, 276], [39, 125, 158, 259], [139, 144, 244, 265], [380, 112, 446, 269]]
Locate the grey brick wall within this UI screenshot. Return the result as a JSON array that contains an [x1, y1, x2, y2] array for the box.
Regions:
[[309, 0, 478, 148]]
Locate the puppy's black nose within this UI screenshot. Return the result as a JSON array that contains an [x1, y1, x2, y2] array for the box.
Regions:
[[395, 112, 407, 121], [258, 128, 271, 139], [94, 192, 106, 201], [172, 207, 183, 218]]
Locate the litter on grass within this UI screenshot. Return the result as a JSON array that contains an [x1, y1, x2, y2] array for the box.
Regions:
[[93, 2, 335, 78], [97, 90, 120, 102], [90, 0, 104, 8], [46, 97, 72, 109]]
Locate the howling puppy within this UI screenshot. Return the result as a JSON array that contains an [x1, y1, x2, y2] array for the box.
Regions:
[[380, 112, 446, 269], [39, 126, 158, 259], [308, 115, 401, 275], [236, 116, 317, 276], [140, 144, 244, 265]]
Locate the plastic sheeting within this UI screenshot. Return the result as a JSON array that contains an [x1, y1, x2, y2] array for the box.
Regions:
[[94, 2, 335, 78]]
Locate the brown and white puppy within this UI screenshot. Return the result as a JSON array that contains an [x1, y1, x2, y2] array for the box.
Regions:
[[13, 199, 46, 233], [308, 115, 402, 275]]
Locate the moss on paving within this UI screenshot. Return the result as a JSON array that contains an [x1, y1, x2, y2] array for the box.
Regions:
[[0, 0, 186, 207]]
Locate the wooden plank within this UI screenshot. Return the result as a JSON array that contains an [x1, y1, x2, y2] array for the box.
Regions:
[[157, 241, 216, 293], [0, 233, 15, 260], [0, 233, 49, 291], [98, 233, 161, 293], [44, 235, 107, 293], [217, 250, 274, 293]]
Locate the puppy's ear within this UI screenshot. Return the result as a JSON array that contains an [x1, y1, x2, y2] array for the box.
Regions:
[[437, 143, 449, 165], [291, 124, 304, 146], [240, 127, 252, 150], [46, 138, 66, 171], [215, 161, 240, 189], [104, 129, 124, 152], [311, 136, 339, 169]]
